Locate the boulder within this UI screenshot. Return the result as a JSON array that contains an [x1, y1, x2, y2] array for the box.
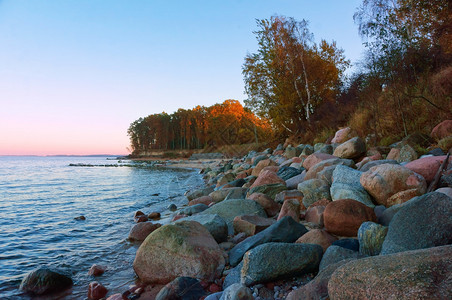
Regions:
[[277, 199, 300, 222], [188, 195, 213, 207], [148, 212, 161, 220], [285, 172, 306, 189], [328, 245, 452, 300], [431, 119, 452, 140], [315, 144, 334, 154], [357, 159, 398, 172], [186, 186, 214, 201], [316, 165, 336, 185], [436, 187, 452, 198], [387, 144, 418, 163], [324, 199, 377, 237], [274, 189, 304, 205], [296, 229, 338, 252], [304, 158, 355, 181], [216, 173, 236, 187], [233, 215, 275, 236], [128, 222, 162, 241], [220, 283, 253, 300], [224, 187, 249, 201], [88, 282, 108, 300], [177, 204, 208, 216], [284, 146, 300, 159], [360, 163, 427, 207], [319, 245, 364, 271], [298, 179, 331, 208], [286, 259, 354, 300], [301, 144, 314, 156], [357, 222, 388, 256], [277, 166, 302, 180], [88, 265, 106, 277], [250, 170, 285, 188], [223, 261, 243, 289], [247, 192, 280, 217], [333, 137, 366, 159], [304, 205, 325, 226], [19, 268, 73, 295], [174, 213, 228, 243], [210, 187, 248, 203], [251, 159, 278, 177], [302, 153, 336, 171], [246, 183, 287, 200], [133, 221, 225, 284], [405, 155, 451, 183], [380, 192, 452, 255], [202, 199, 266, 234], [331, 127, 354, 144], [330, 165, 374, 207], [241, 243, 323, 286], [155, 277, 206, 300], [229, 216, 308, 267], [331, 239, 360, 252]]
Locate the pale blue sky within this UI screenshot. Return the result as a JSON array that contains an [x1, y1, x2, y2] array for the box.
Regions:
[[0, 0, 364, 155]]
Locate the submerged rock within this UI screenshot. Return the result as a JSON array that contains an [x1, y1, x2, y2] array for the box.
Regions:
[[20, 267, 73, 295]]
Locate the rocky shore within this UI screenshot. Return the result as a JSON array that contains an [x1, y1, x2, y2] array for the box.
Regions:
[[19, 120, 452, 299]]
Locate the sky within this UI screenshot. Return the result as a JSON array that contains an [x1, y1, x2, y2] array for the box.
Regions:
[[0, 0, 365, 156]]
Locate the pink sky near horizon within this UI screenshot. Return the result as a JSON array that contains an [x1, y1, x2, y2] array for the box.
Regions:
[[0, 0, 365, 156]]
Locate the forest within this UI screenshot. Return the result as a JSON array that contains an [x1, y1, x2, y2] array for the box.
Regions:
[[128, 0, 451, 155]]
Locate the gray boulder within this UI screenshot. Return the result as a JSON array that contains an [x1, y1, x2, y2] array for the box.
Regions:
[[285, 172, 306, 190], [175, 214, 228, 243], [177, 204, 208, 216], [330, 165, 374, 207], [319, 245, 364, 271], [202, 199, 266, 235], [277, 166, 302, 181], [223, 261, 243, 289], [241, 243, 323, 286], [229, 216, 308, 267], [186, 186, 215, 201], [380, 192, 452, 255]]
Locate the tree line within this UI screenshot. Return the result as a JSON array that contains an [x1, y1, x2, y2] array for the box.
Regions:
[[127, 100, 272, 155], [129, 0, 451, 154]]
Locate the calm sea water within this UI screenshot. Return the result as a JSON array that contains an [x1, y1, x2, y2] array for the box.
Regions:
[[0, 156, 204, 299]]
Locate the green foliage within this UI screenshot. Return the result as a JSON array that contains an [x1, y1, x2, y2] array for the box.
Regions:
[[438, 136, 452, 152]]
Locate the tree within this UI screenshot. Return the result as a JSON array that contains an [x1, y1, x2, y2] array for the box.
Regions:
[[243, 16, 349, 135]]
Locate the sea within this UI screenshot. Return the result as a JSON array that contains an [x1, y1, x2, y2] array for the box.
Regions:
[[0, 156, 205, 299]]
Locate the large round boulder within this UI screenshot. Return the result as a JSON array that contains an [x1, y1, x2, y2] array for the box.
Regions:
[[133, 221, 225, 284], [360, 163, 427, 207], [328, 245, 452, 299], [380, 192, 452, 255]]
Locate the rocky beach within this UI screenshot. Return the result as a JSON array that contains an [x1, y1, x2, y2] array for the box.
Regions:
[[19, 120, 452, 299]]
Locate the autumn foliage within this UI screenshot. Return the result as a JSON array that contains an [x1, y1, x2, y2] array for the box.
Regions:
[[127, 100, 272, 155]]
